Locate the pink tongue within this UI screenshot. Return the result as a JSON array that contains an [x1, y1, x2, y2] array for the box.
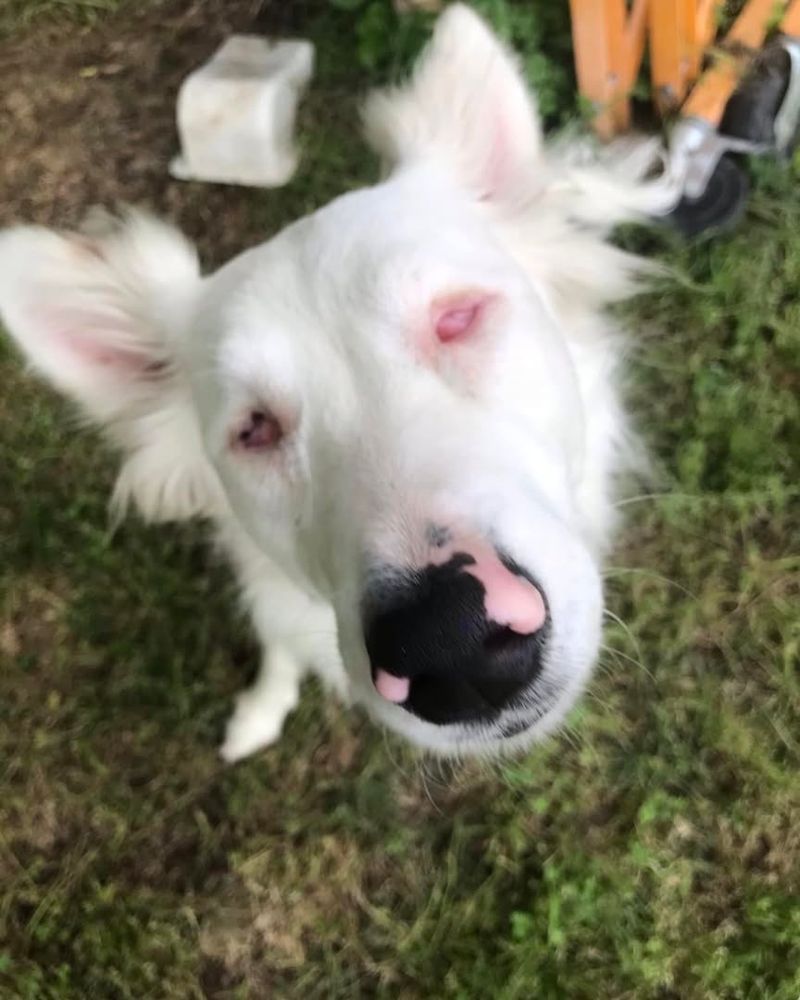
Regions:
[[374, 669, 411, 703]]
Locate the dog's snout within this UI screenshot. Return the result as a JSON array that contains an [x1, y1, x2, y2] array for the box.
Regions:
[[363, 546, 548, 727]]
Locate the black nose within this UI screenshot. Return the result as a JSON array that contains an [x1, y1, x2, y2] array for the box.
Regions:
[[363, 554, 548, 726]]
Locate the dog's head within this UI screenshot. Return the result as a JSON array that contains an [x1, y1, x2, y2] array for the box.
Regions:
[[0, 7, 669, 754]]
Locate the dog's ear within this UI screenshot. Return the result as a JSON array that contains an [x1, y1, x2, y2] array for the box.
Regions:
[[0, 211, 223, 521], [363, 3, 542, 202], [0, 211, 197, 420]]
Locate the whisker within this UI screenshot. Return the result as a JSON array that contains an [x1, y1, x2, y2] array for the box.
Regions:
[[557, 720, 583, 754], [417, 758, 444, 815], [381, 728, 415, 782], [599, 641, 655, 682], [603, 565, 697, 600], [602, 607, 646, 675], [613, 490, 696, 508]]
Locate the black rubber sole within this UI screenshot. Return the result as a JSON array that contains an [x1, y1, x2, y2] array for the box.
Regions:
[[667, 154, 751, 238]]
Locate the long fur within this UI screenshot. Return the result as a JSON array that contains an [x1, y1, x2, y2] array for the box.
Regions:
[[0, 5, 676, 761]]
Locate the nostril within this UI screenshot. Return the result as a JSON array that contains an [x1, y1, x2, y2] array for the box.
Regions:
[[482, 623, 532, 655]]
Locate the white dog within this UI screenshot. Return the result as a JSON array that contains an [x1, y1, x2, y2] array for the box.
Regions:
[[0, 6, 672, 761]]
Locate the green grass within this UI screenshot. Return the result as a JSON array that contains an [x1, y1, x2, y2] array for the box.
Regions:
[[1, 2, 799, 998]]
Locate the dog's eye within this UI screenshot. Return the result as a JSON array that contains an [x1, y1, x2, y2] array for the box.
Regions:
[[432, 292, 494, 344], [232, 409, 284, 452]]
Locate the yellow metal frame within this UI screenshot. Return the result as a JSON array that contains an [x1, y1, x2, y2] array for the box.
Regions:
[[648, 0, 719, 113], [570, 0, 800, 138]]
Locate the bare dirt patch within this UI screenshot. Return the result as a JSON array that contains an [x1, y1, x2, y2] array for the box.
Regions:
[[1, 0, 311, 265]]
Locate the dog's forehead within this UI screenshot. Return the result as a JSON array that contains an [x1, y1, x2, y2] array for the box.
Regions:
[[207, 166, 510, 385], [304, 167, 492, 275], [284, 168, 518, 337]]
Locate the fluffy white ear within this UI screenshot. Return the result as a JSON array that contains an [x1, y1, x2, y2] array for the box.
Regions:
[[363, 3, 542, 200], [0, 211, 224, 521], [0, 211, 197, 420]]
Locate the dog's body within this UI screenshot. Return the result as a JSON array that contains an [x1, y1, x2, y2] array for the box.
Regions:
[[0, 7, 672, 760]]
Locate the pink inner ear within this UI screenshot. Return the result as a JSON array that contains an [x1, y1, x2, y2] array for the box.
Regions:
[[432, 293, 492, 343], [480, 105, 511, 201], [65, 332, 154, 372], [34, 304, 160, 378]]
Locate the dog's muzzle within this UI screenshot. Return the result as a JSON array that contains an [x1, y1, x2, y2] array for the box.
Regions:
[[362, 545, 549, 728]]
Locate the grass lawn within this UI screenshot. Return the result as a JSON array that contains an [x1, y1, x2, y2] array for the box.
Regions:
[[1, 1, 798, 997]]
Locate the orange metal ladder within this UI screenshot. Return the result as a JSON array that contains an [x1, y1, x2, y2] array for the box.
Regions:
[[569, 0, 800, 138]]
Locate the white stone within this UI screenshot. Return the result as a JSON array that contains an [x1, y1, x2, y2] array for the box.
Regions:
[[170, 35, 314, 187]]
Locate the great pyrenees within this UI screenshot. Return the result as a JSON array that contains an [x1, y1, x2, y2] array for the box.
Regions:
[[0, 5, 672, 761]]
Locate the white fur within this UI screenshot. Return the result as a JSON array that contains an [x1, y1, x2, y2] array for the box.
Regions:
[[0, 6, 675, 760]]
